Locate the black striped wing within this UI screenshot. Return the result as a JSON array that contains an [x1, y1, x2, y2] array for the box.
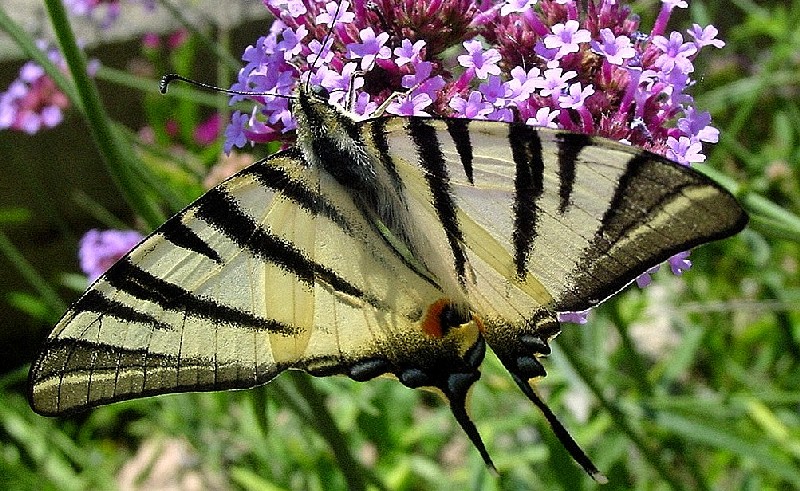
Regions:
[[369, 118, 745, 307], [359, 116, 746, 378], [28, 106, 746, 478], [29, 148, 483, 416]]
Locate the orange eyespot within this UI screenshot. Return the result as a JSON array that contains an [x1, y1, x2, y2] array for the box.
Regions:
[[421, 299, 472, 338]]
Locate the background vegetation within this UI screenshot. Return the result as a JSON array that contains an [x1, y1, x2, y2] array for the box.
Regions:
[[1, 0, 799, 489]]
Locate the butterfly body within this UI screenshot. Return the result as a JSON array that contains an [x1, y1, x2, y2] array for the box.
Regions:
[[29, 83, 747, 479]]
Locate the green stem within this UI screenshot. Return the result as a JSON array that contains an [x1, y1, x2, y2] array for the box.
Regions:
[[294, 375, 385, 491], [610, 309, 652, 396], [43, 0, 165, 230]]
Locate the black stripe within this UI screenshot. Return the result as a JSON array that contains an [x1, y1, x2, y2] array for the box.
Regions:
[[509, 123, 545, 279], [73, 290, 170, 330], [445, 119, 474, 184], [195, 187, 315, 281], [555, 153, 748, 312], [598, 153, 661, 243], [556, 133, 588, 213], [194, 187, 383, 309], [33, 338, 283, 414], [161, 216, 222, 263], [407, 118, 467, 281], [370, 118, 405, 195], [242, 155, 353, 233], [104, 258, 296, 333]]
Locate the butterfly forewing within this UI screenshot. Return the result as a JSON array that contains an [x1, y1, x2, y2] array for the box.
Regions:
[[29, 150, 455, 415]]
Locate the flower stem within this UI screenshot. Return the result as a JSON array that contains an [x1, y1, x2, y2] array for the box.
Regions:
[[275, 373, 388, 491], [43, 0, 165, 229]]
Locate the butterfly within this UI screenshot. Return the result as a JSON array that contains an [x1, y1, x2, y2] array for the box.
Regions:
[[28, 68, 747, 480]]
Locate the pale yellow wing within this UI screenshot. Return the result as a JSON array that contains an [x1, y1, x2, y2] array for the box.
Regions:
[[28, 151, 480, 416], [367, 117, 746, 317]]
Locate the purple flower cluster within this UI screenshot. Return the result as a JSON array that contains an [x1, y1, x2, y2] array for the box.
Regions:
[[1, 1, 162, 135], [78, 229, 144, 282], [226, 0, 723, 162], [0, 41, 74, 134]]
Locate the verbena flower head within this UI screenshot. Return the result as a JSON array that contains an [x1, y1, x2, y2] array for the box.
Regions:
[[78, 229, 144, 282], [228, 0, 723, 158], [0, 41, 78, 135], [225, 0, 725, 320]]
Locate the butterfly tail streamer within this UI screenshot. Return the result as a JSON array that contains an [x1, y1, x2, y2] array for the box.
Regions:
[[446, 370, 498, 473], [510, 372, 609, 484]]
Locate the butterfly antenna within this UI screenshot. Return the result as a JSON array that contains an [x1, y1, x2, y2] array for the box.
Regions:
[[307, 0, 348, 91], [510, 373, 608, 484], [160, 73, 295, 100]]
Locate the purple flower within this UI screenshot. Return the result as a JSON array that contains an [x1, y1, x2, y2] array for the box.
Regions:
[[0, 48, 76, 134], [558, 82, 594, 109], [224, 111, 251, 153], [591, 29, 636, 65], [636, 265, 661, 288], [500, 0, 539, 16], [276, 25, 308, 60], [387, 93, 433, 116], [668, 251, 692, 275], [539, 67, 576, 97], [315, 0, 355, 27], [504, 66, 542, 102], [558, 310, 590, 325], [401, 61, 447, 100], [449, 91, 494, 119], [353, 92, 378, 116], [394, 39, 426, 66], [64, 0, 121, 27], [652, 32, 697, 73], [479, 76, 507, 105], [266, 0, 307, 18], [526, 107, 560, 128], [458, 39, 502, 79], [347, 27, 392, 71], [65, 0, 156, 28], [78, 229, 144, 282], [678, 108, 719, 143], [306, 38, 335, 66], [543, 20, 591, 59], [687, 24, 725, 49], [667, 136, 706, 165]]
